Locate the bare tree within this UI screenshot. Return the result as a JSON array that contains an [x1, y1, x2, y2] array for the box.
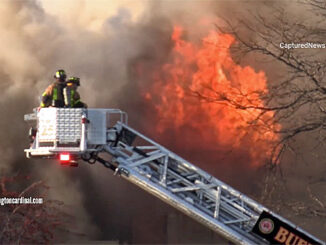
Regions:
[[0, 175, 73, 244], [190, 0, 326, 224], [195, 1, 326, 164]]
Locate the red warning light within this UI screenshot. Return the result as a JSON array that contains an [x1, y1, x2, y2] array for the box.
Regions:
[[82, 116, 89, 124], [60, 153, 70, 162]]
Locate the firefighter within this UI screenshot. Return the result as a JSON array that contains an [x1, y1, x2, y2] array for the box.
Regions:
[[64, 76, 87, 108], [40, 69, 67, 107]]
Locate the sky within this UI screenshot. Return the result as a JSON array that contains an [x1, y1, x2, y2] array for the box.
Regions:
[[40, 0, 147, 31]]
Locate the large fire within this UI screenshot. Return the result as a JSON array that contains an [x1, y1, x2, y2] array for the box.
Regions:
[[140, 26, 279, 167]]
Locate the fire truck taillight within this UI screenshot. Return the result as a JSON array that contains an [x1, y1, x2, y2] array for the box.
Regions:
[[60, 153, 70, 162]]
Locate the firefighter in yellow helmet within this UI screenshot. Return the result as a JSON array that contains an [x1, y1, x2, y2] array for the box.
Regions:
[[64, 77, 87, 108], [40, 69, 66, 107]]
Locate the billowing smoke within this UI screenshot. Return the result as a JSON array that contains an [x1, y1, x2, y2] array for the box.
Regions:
[[1, 0, 323, 243], [0, 0, 269, 243]]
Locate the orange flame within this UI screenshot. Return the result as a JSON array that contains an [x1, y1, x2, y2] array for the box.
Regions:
[[142, 26, 279, 166]]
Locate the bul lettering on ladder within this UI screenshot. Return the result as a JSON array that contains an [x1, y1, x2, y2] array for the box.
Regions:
[[274, 226, 312, 245]]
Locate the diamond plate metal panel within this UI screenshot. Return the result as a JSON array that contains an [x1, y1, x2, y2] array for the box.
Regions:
[[56, 108, 82, 143], [87, 109, 106, 144]]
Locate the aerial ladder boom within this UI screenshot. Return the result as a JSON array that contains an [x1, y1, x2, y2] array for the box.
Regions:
[[24, 108, 324, 245]]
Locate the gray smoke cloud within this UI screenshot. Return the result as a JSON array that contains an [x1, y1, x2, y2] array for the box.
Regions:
[[0, 1, 100, 241], [0, 0, 233, 242]]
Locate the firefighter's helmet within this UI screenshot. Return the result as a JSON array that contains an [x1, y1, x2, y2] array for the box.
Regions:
[[68, 76, 80, 86], [54, 69, 67, 81]]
